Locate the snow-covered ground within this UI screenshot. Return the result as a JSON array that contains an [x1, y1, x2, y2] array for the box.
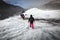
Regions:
[[0, 15, 60, 40], [23, 8, 60, 19]]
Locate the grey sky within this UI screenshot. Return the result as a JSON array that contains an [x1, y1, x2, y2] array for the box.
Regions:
[[3, 0, 53, 9]]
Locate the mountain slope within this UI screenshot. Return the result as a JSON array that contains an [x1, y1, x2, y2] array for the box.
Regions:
[[0, 0, 24, 20], [40, 0, 60, 10]]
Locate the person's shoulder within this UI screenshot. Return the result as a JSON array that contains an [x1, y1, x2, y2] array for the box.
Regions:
[[33, 17, 34, 18]]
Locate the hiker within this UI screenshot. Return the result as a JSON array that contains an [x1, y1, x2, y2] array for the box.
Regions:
[[28, 15, 35, 29], [21, 14, 25, 19]]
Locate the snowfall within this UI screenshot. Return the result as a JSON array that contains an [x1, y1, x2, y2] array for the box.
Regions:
[[0, 8, 60, 40]]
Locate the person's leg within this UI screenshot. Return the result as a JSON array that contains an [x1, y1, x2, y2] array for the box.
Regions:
[[22, 16, 24, 19], [30, 23, 31, 28], [31, 23, 34, 29]]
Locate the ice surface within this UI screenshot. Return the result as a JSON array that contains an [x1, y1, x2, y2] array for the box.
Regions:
[[0, 15, 60, 40]]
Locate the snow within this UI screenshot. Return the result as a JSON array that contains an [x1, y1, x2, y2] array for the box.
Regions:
[[23, 8, 60, 19], [0, 15, 60, 40]]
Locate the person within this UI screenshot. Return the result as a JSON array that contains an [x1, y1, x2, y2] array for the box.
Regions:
[[20, 14, 25, 19], [28, 15, 35, 29]]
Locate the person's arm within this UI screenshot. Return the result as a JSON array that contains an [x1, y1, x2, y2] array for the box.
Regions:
[[33, 18, 35, 22], [28, 18, 30, 22]]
